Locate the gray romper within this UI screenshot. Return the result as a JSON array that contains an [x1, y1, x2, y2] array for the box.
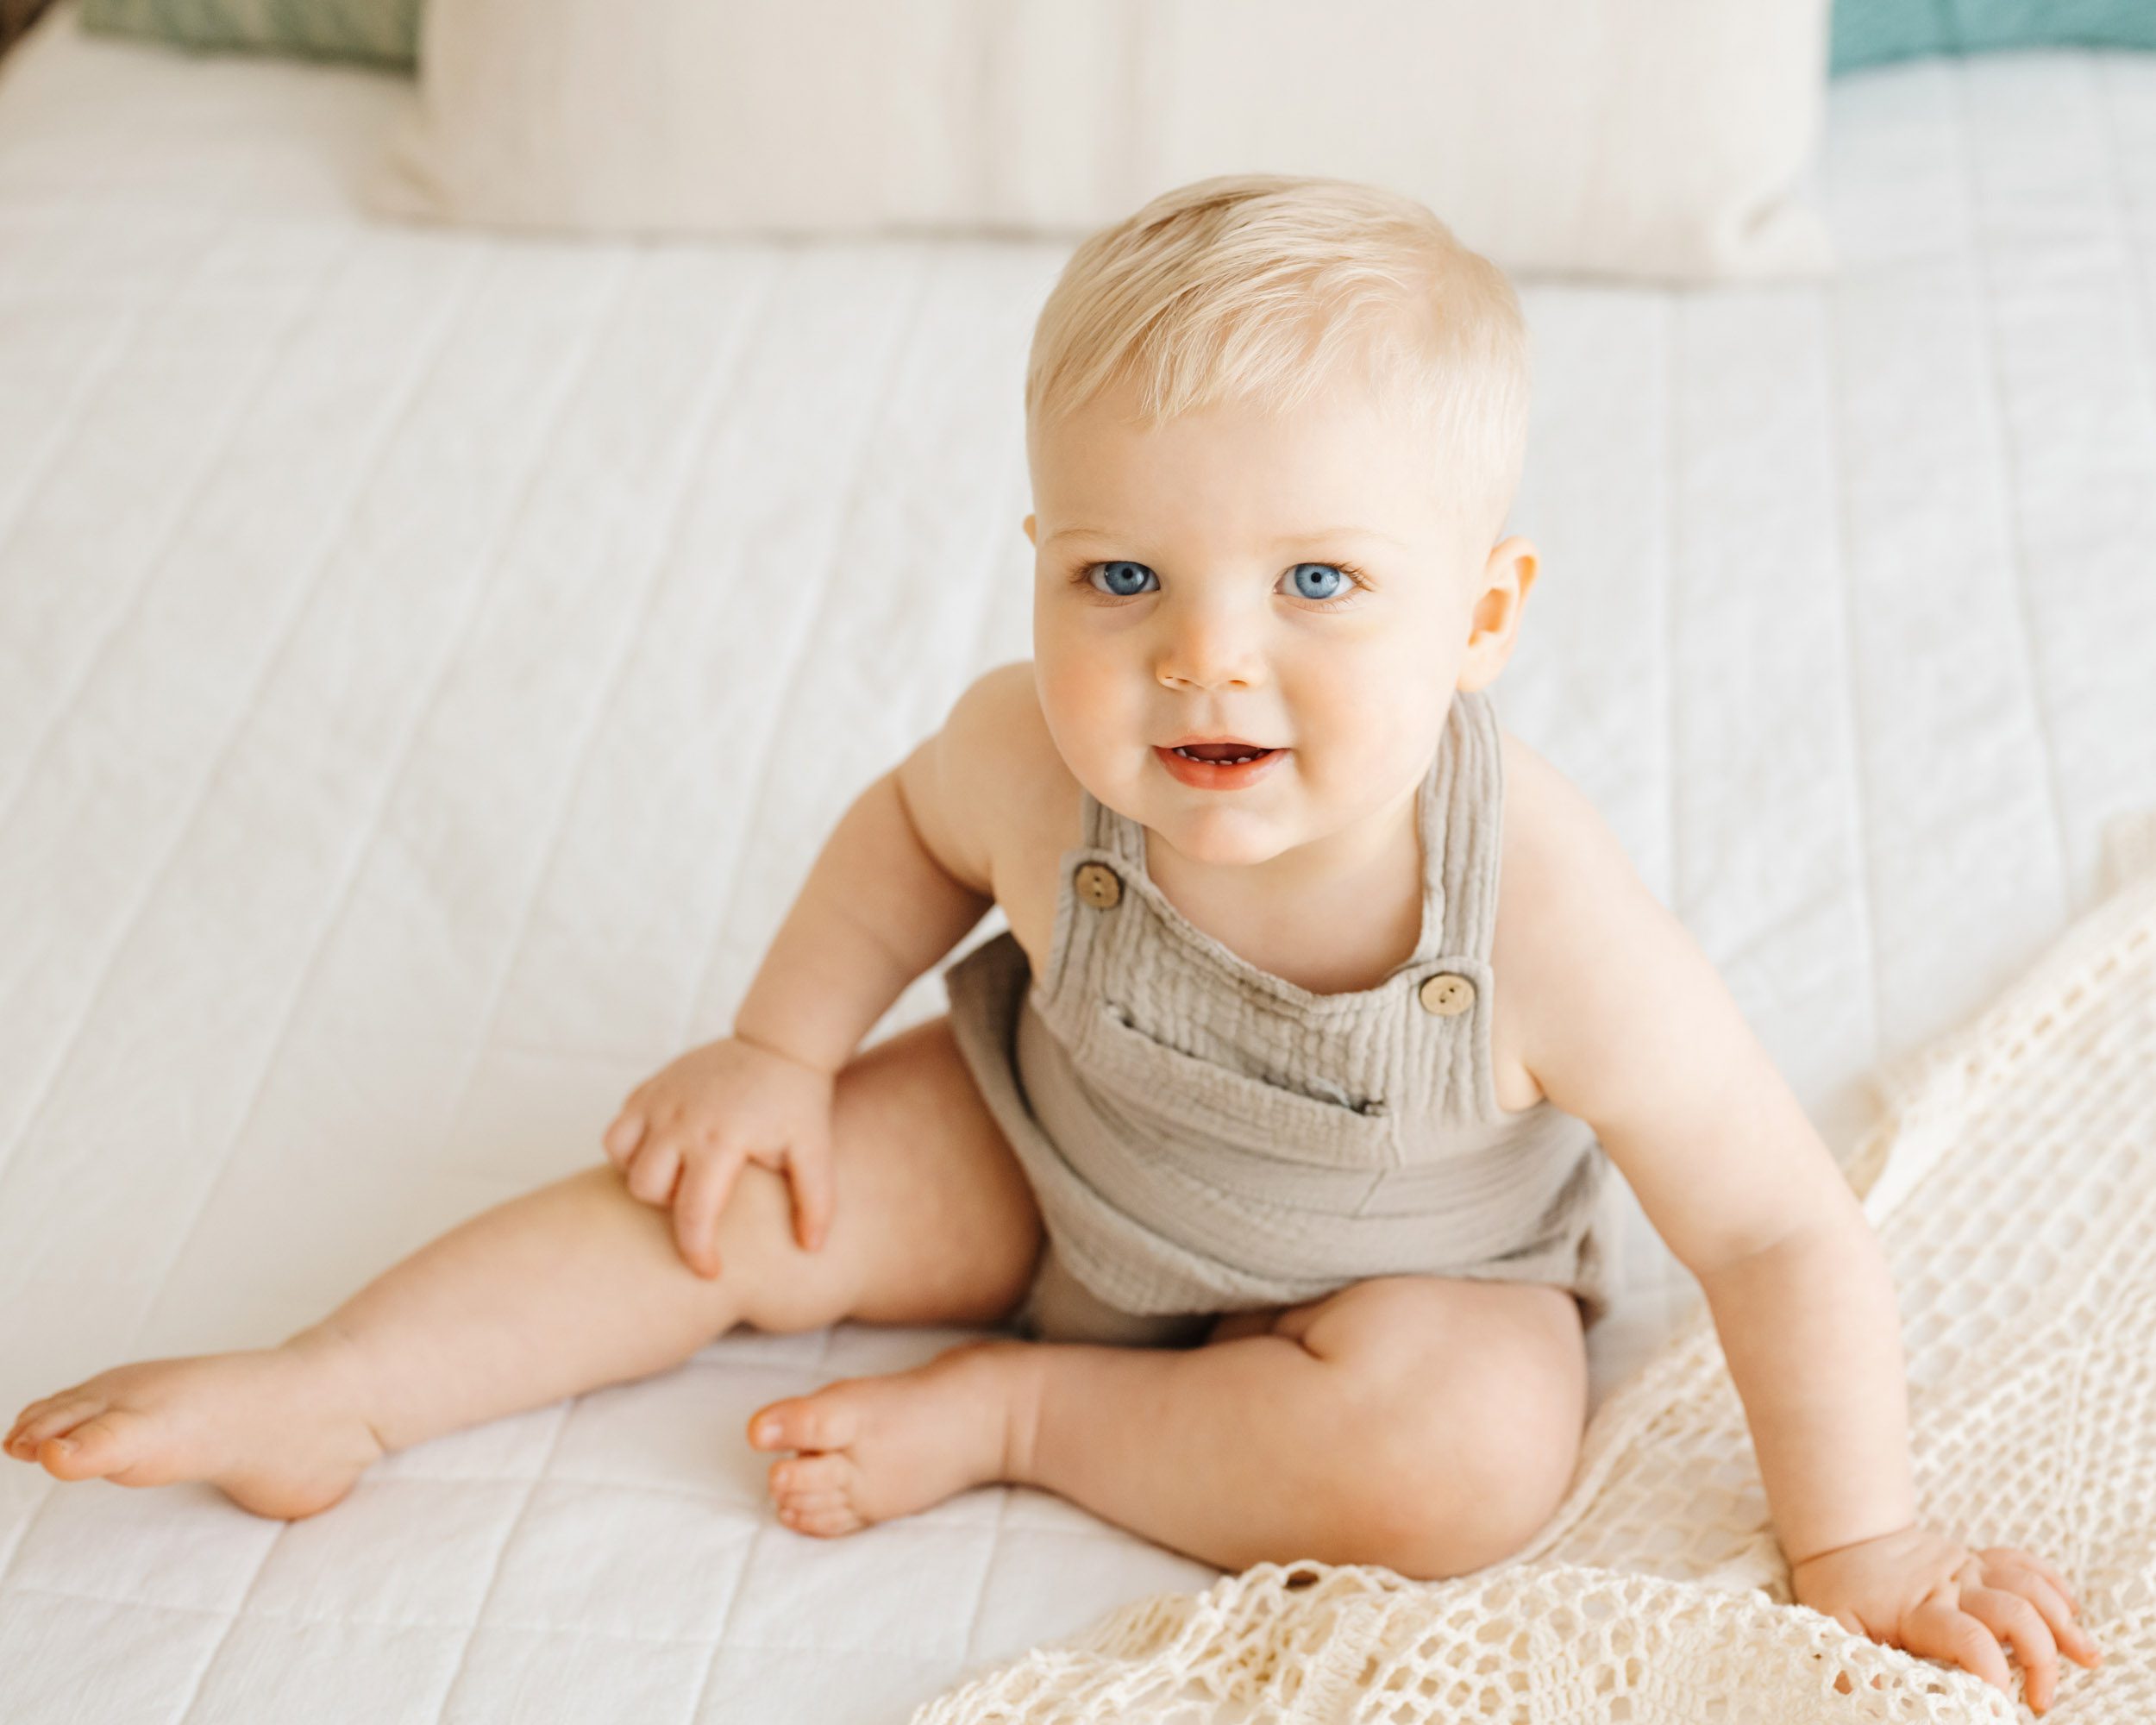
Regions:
[[941, 687, 1615, 1350]]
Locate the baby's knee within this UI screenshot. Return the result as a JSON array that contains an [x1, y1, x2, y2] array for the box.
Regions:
[[1322, 1305, 1585, 1576], [705, 1162, 859, 1335], [576, 1159, 856, 1335], [1326, 1404, 1576, 1579]]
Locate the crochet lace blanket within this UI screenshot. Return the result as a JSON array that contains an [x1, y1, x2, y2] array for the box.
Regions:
[[915, 807, 2156, 1724]]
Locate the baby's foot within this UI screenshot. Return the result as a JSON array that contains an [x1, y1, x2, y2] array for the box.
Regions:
[[3, 1327, 385, 1521], [746, 1339, 1035, 1537]]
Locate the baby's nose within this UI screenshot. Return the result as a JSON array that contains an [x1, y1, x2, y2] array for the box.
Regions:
[[1156, 622, 1263, 692]]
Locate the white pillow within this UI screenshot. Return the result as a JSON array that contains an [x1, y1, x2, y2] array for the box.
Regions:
[[367, 0, 1834, 284]]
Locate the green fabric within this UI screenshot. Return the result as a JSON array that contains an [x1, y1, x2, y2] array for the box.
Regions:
[[78, 0, 418, 66], [1833, 0, 2156, 72]]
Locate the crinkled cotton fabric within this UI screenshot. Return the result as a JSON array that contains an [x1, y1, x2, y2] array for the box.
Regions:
[[944, 687, 1615, 1343]]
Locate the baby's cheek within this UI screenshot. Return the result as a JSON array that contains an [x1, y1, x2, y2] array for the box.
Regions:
[[1283, 650, 1403, 734], [1289, 666, 1446, 793], [1031, 655, 1121, 779], [1036, 643, 1124, 730]]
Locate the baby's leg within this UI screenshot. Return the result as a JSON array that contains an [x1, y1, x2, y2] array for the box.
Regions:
[[755, 1275, 1587, 1578], [3, 1015, 1045, 1519]]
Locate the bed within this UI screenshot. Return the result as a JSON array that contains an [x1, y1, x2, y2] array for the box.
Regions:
[[0, 4, 2151, 1718]]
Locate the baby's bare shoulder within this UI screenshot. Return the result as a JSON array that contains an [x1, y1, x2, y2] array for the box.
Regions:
[[896, 661, 1080, 907], [1489, 727, 1651, 1025], [1491, 724, 1855, 1277], [1494, 727, 1639, 933]]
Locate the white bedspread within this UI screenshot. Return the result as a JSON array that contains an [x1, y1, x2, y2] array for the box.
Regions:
[[0, 5, 2151, 1719]]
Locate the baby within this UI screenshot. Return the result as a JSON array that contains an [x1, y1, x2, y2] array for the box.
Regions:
[[6, 175, 2101, 1709]]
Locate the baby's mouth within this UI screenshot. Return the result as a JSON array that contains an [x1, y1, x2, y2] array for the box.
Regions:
[[1169, 742, 1276, 764], [1154, 739, 1288, 789]]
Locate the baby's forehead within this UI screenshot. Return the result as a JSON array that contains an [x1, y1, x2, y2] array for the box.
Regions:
[[1035, 360, 1427, 440], [1031, 410, 1429, 493], [1030, 394, 1446, 518]]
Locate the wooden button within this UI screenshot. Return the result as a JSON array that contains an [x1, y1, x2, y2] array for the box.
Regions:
[[1074, 862, 1123, 909], [1418, 972, 1476, 1017]]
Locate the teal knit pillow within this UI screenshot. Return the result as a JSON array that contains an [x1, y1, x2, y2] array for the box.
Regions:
[[1833, 0, 2156, 72], [78, 0, 418, 66]]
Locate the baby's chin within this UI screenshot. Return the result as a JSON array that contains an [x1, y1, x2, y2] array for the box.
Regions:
[[1150, 825, 1292, 868], [1132, 781, 1308, 868]]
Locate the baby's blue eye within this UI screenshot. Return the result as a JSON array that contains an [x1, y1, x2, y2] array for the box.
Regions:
[[1089, 561, 1156, 597], [1285, 562, 1353, 601]]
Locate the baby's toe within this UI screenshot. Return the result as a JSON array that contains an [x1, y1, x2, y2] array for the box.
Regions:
[[769, 1452, 855, 1499], [40, 1408, 155, 1483], [772, 1478, 851, 1513], [777, 1497, 863, 1537], [9, 1397, 101, 1460], [8, 1394, 71, 1443], [749, 1390, 860, 1455]]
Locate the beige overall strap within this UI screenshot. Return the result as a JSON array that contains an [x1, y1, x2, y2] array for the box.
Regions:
[[1431, 687, 1505, 961]]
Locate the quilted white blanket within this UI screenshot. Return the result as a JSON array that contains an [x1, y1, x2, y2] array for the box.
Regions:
[[915, 809, 2156, 1722], [1, 3, 2153, 1720]]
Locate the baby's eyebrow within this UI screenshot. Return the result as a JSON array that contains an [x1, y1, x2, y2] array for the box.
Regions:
[[1042, 525, 1407, 550], [1274, 528, 1409, 550]]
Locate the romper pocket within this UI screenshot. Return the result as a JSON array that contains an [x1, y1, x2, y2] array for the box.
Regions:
[[1081, 1000, 1395, 1175]]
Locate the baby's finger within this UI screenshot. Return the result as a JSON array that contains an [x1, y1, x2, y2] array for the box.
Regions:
[[603, 1111, 646, 1165], [788, 1141, 836, 1252], [1983, 1548, 2079, 1615], [625, 1137, 683, 1208], [1986, 1561, 2103, 1666], [1961, 1586, 2059, 1712], [674, 1145, 748, 1278], [1902, 1595, 2013, 1699]]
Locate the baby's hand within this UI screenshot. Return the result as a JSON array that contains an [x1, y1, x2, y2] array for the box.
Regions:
[[1790, 1522, 2102, 1714], [602, 1033, 837, 1278]]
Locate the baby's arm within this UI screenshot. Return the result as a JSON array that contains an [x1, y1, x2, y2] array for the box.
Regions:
[[1496, 733, 2099, 1709], [1496, 736, 1905, 1559], [608, 668, 1008, 1268], [728, 677, 1002, 1078]]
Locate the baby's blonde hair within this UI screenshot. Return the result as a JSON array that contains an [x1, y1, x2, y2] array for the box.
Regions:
[[1025, 173, 1531, 544]]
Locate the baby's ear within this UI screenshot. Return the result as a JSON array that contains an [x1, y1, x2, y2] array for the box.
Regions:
[[1485, 533, 1538, 595]]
